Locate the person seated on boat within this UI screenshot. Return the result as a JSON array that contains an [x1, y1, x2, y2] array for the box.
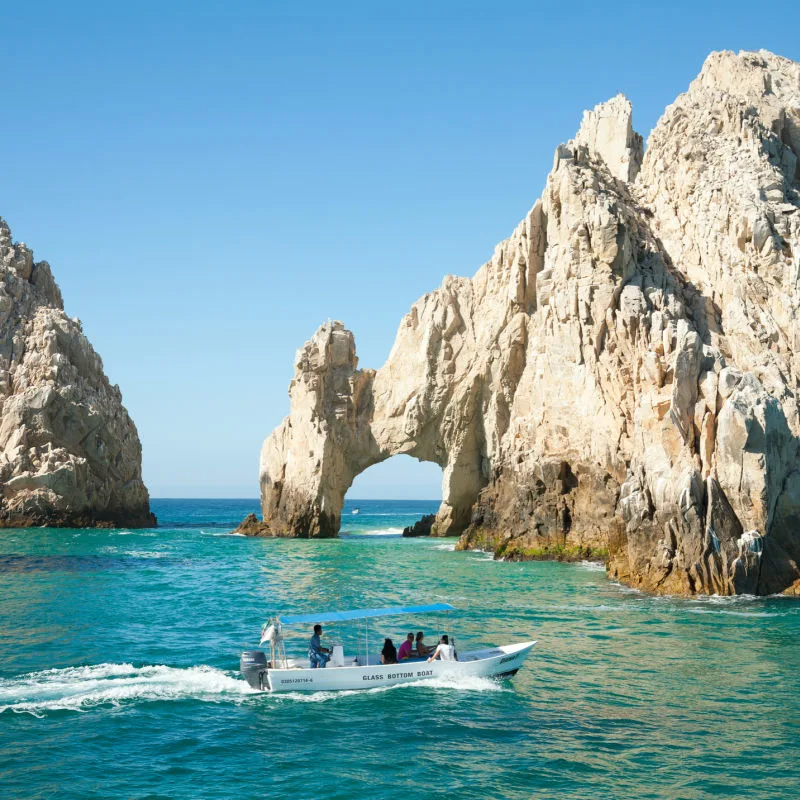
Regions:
[[414, 631, 432, 657], [427, 634, 457, 662], [380, 638, 398, 664], [308, 624, 331, 669], [397, 632, 414, 661]]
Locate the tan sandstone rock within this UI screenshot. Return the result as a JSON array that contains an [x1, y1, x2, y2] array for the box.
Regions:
[[249, 50, 800, 596], [0, 218, 154, 528]]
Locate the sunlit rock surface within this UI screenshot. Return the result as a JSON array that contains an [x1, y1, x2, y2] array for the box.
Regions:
[[0, 219, 154, 528], [251, 50, 800, 596]]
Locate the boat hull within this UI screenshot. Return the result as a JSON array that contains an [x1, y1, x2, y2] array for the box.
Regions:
[[252, 641, 535, 693]]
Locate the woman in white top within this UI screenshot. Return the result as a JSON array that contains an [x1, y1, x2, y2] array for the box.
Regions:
[[427, 634, 456, 662]]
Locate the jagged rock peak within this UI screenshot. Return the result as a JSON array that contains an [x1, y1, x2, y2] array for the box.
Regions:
[[694, 49, 800, 105], [0, 217, 154, 528], [572, 94, 643, 183], [250, 50, 800, 597]]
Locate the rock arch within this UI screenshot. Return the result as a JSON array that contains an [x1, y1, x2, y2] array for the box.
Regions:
[[258, 315, 508, 537]]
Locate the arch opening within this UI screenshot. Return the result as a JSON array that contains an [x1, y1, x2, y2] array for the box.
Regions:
[[339, 455, 442, 537], [339, 451, 486, 537]]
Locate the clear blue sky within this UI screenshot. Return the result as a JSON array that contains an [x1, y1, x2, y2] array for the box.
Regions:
[[3, 1, 798, 498]]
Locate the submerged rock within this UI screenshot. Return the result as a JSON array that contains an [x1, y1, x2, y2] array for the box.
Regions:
[[0, 218, 154, 528], [255, 50, 800, 596]]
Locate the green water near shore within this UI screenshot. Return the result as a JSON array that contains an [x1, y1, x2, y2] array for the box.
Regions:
[[1, 499, 799, 799]]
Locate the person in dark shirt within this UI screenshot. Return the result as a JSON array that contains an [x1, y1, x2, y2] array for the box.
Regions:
[[380, 638, 398, 664], [308, 624, 331, 668]]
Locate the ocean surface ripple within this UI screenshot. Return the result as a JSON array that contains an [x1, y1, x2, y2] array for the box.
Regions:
[[1, 498, 799, 799]]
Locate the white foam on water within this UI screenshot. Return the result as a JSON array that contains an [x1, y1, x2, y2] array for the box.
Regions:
[[0, 663, 256, 717], [468, 553, 496, 562], [609, 583, 788, 615], [433, 543, 456, 551], [276, 673, 506, 703], [415, 673, 506, 692], [685, 609, 782, 618], [548, 603, 618, 612], [576, 561, 606, 572], [124, 551, 168, 559], [679, 593, 788, 614], [344, 527, 404, 536], [611, 582, 647, 595], [696, 593, 761, 604]]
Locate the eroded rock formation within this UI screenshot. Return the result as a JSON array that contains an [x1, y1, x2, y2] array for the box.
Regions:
[[0, 218, 154, 527], [402, 514, 435, 537], [252, 50, 800, 596]]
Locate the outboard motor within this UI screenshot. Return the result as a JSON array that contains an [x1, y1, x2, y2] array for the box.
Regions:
[[240, 650, 269, 690]]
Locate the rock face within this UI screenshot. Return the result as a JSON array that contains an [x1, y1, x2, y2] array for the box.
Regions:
[[254, 50, 800, 596], [0, 218, 154, 528], [402, 514, 435, 537]]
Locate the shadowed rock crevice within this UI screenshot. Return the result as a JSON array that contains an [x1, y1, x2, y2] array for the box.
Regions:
[[249, 51, 800, 596]]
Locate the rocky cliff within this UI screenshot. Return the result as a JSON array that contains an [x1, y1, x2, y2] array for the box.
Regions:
[[250, 50, 800, 596], [0, 218, 154, 527]]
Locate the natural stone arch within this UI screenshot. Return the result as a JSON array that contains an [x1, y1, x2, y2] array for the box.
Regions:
[[258, 320, 496, 537]]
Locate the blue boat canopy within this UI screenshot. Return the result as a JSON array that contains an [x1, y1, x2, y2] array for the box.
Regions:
[[280, 603, 456, 626]]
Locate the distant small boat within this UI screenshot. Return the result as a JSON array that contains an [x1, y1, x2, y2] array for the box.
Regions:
[[351, 508, 360, 515], [240, 603, 535, 693]]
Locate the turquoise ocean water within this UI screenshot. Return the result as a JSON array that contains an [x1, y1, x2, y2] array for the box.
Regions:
[[2, 497, 800, 799]]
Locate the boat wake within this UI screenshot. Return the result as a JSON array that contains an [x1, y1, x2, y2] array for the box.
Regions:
[[0, 662, 507, 716], [0, 663, 256, 717]]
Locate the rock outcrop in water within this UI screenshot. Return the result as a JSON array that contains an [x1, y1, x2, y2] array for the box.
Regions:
[[249, 50, 800, 596], [0, 218, 154, 527], [402, 514, 435, 537]]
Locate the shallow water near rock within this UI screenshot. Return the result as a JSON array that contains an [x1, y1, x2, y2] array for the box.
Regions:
[[1, 499, 799, 799]]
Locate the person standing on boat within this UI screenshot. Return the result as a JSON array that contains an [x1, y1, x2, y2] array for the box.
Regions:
[[427, 634, 456, 662], [308, 624, 331, 668]]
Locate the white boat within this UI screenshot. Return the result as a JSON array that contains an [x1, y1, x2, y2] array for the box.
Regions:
[[351, 508, 360, 515], [240, 603, 536, 693]]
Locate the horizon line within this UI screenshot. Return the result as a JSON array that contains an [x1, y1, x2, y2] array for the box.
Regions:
[[149, 497, 442, 502]]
